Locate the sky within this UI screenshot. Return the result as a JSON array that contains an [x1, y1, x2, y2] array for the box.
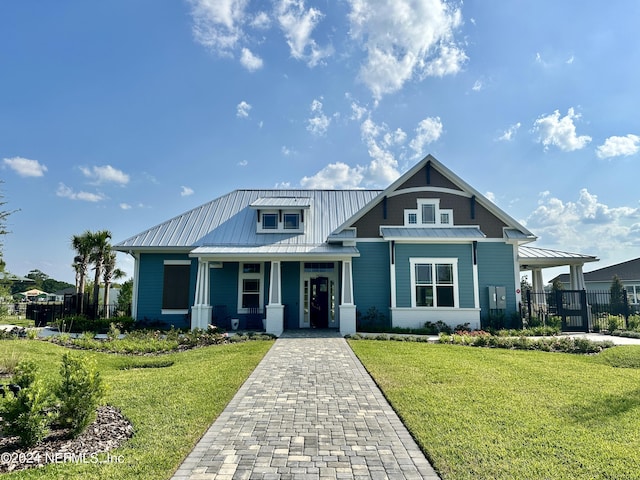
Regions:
[[1, 0, 639, 287]]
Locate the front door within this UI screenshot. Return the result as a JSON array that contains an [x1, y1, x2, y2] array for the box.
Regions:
[[310, 277, 329, 328]]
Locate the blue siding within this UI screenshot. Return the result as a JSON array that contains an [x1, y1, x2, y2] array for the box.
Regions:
[[477, 242, 517, 317], [210, 262, 239, 328], [353, 242, 391, 323], [136, 253, 196, 328], [394, 243, 474, 308], [282, 262, 300, 329]]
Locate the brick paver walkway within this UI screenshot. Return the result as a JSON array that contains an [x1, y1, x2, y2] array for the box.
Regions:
[[171, 330, 439, 480]]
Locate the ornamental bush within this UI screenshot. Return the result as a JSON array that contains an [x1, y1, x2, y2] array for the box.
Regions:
[[54, 353, 106, 437], [1, 379, 53, 447]]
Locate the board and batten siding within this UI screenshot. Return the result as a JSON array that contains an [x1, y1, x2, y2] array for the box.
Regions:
[[136, 253, 196, 328], [476, 242, 518, 316], [210, 262, 239, 324], [394, 243, 475, 309], [353, 242, 391, 321]]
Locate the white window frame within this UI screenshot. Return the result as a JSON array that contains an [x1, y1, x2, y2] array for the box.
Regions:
[[237, 262, 264, 314], [283, 212, 300, 230], [409, 258, 459, 308], [261, 212, 278, 230], [257, 210, 304, 233], [404, 199, 454, 227], [161, 260, 191, 315], [421, 203, 436, 224]]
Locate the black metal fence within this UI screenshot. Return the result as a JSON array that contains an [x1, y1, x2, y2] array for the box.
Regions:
[[24, 293, 128, 326], [522, 288, 635, 332]]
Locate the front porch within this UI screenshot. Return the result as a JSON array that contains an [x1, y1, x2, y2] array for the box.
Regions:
[[189, 258, 358, 337]]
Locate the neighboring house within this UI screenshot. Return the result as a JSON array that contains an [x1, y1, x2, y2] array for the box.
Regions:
[[551, 257, 640, 306], [114, 155, 594, 335]]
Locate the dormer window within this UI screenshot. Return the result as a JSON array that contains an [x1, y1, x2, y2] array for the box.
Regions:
[[284, 213, 300, 230], [262, 213, 278, 229], [251, 196, 311, 234], [421, 204, 436, 224], [408, 213, 417, 225]]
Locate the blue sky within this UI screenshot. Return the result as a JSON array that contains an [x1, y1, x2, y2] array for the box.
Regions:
[[1, 0, 639, 286]]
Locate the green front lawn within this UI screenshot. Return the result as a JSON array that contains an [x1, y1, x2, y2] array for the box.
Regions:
[[349, 340, 640, 480], [1, 339, 273, 479]]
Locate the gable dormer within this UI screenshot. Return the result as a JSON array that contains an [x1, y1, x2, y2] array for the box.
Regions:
[[250, 197, 311, 234]]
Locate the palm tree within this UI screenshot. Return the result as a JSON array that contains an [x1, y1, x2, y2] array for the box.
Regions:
[[102, 249, 126, 318], [89, 230, 112, 317], [71, 231, 93, 313]]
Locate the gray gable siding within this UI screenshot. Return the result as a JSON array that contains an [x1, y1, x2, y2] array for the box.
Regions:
[[394, 243, 475, 309], [137, 253, 196, 328], [352, 242, 391, 325], [351, 189, 507, 239], [476, 242, 517, 318]]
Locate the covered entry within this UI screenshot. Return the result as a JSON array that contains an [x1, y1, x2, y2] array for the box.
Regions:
[[301, 262, 338, 329], [519, 246, 598, 330]]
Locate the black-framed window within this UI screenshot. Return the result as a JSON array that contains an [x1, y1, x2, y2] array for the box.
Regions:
[[262, 213, 278, 229], [162, 263, 190, 310], [283, 213, 300, 229]]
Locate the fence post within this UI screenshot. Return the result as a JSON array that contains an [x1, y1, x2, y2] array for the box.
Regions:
[[623, 289, 629, 329], [526, 289, 532, 325]]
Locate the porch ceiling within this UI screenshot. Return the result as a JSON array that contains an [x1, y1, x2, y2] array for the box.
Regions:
[[190, 244, 359, 258], [518, 246, 598, 270]]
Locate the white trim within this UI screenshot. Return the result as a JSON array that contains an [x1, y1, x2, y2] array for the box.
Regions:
[[391, 307, 481, 331], [132, 252, 140, 320], [299, 262, 339, 328], [409, 257, 459, 308], [164, 259, 191, 265], [390, 242, 397, 309], [237, 262, 264, 314], [161, 309, 189, 315], [257, 209, 304, 234], [387, 186, 472, 198]]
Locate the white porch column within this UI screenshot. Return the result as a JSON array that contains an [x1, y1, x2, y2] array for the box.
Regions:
[[191, 260, 212, 331], [340, 260, 356, 336], [531, 268, 546, 313], [570, 264, 585, 290], [265, 260, 284, 336]]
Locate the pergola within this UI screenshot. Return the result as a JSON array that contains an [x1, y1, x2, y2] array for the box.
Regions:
[[518, 245, 599, 295]]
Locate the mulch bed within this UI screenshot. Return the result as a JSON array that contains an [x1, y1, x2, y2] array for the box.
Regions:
[[0, 405, 133, 473]]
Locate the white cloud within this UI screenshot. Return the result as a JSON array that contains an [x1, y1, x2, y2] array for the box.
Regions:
[[350, 101, 368, 121], [472, 79, 483, 92], [596, 134, 640, 159], [348, 0, 466, 99], [498, 122, 521, 142], [180, 186, 194, 196], [240, 47, 263, 71], [301, 162, 365, 189], [188, 0, 249, 54], [3, 156, 48, 177], [120, 203, 132, 210], [485, 191, 496, 203], [80, 165, 129, 185], [276, 0, 333, 67], [236, 100, 252, 118], [409, 117, 443, 156], [237, 160, 248, 166], [56, 183, 105, 202], [275, 181, 291, 188], [532, 108, 592, 152], [306, 99, 331, 136], [526, 189, 640, 255], [250, 11, 271, 29], [281, 146, 293, 156]]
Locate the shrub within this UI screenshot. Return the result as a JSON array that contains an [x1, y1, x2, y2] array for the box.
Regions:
[[627, 314, 640, 332], [0, 349, 20, 375], [54, 353, 106, 437], [1, 379, 53, 447], [12, 359, 38, 389]]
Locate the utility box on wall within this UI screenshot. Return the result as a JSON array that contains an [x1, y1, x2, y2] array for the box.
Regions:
[[488, 286, 507, 310]]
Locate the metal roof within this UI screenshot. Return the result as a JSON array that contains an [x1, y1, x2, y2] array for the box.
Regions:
[[190, 244, 359, 257], [553, 257, 640, 283], [115, 189, 381, 251], [249, 197, 313, 208], [518, 246, 598, 269], [380, 226, 486, 240]]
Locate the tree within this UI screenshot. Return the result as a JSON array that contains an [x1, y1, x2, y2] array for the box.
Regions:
[[88, 230, 112, 315], [71, 231, 94, 313], [102, 249, 126, 318], [610, 274, 626, 316], [116, 279, 133, 315]]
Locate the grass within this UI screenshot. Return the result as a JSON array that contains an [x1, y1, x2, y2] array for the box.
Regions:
[[0, 316, 34, 328], [349, 340, 640, 480], [0, 338, 273, 479]]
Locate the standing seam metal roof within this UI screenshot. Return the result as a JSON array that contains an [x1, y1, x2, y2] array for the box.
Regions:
[[115, 189, 382, 249]]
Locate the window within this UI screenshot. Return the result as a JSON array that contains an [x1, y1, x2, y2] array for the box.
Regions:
[[238, 263, 263, 312], [440, 212, 450, 224], [410, 258, 458, 308], [162, 261, 191, 311], [408, 213, 417, 224], [422, 204, 436, 224], [283, 213, 300, 230], [262, 213, 278, 229]]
